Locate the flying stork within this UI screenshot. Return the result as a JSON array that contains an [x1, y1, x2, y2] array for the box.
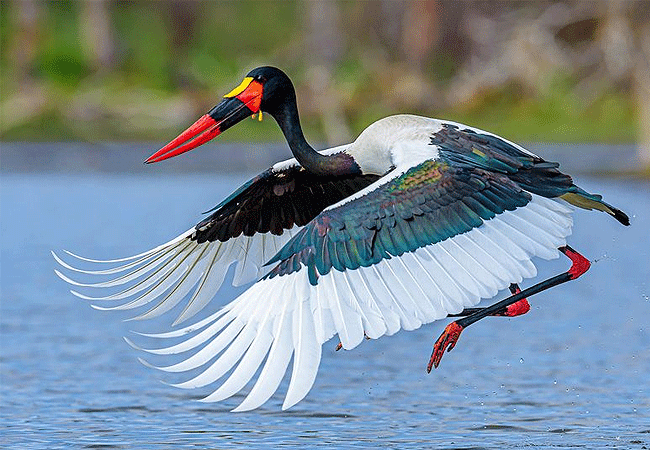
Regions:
[[54, 66, 629, 411]]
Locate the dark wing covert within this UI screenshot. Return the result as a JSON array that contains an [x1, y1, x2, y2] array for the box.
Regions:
[[194, 165, 381, 243]]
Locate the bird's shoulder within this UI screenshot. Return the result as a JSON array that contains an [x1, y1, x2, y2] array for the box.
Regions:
[[346, 115, 543, 175]]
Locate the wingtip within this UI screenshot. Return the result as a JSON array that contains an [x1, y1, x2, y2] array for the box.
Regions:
[[89, 303, 109, 311], [230, 405, 253, 413], [613, 208, 630, 226], [53, 268, 68, 282], [281, 399, 297, 411], [136, 353, 187, 375], [123, 336, 143, 351], [123, 314, 146, 323], [136, 356, 159, 370]]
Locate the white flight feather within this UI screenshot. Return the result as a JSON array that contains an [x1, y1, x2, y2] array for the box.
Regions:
[[324, 271, 361, 349], [371, 262, 421, 331], [398, 251, 448, 319], [56, 241, 191, 289], [89, 243, 198, 313], [204, 322, 274, 402], [229, 285, 294, 412], [91, 267, 188, 313], [341, 270, 385, 339], [172, 245, 223, 325], [382, 256, 429, 323], [129, 244, 212, 320], [283, 288, 321, 410], [60, 227, 192, 263], [54, 224, 300, 324], [133, 306, 230, 339], [173, 321, 254, 389], [358, 268, 401, 335], [58, 187, 574, 411], [352, 269, 390, 337], [437, 240, 489, 298], [156, 320, 246, 371], [121, 194, 573, 411], [52, 248, 169, 276]]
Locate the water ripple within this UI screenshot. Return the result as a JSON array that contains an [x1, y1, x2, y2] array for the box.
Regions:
[[2, 170, 649, 449]]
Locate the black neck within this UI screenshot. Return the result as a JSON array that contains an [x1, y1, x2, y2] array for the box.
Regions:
[[272, 101, 360, 177]]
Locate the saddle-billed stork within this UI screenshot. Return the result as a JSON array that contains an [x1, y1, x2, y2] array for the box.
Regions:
[[54, 66, 629, 411]]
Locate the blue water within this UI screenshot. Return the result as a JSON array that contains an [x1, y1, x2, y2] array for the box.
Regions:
[[1, 148, 650, 449]]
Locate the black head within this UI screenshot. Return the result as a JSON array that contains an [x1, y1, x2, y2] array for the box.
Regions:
[[145, 66, 298, 163], [244, 66, 296, 117]]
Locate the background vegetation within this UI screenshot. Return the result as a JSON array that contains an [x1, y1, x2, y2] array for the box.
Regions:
[[1, 1, 649, 164]]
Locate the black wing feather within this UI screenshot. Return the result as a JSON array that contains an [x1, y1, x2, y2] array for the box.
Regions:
[[193, 165, 381, 243]]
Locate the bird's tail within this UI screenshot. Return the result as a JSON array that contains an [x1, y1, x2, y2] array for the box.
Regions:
[[560, 190, 630, 226]]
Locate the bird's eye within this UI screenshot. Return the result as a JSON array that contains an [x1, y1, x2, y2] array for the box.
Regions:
[[254, 75, 264, 82]]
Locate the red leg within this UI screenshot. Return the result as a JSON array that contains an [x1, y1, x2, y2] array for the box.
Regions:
[[451, 284, 530, 318], [562, 246, 591, 279], [428, 245, 590, 371]]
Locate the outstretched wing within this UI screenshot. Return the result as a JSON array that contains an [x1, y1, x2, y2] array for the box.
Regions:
[[194, 161, 380, 242], [431, 123, 628, 224], [135, 157, 575, 411], [54, 156, 380, 325]]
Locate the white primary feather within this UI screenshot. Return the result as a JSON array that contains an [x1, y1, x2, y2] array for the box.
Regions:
[[282, 294, 321, 410], [124, 194, 573, 411], [53, 225, 299, 324]]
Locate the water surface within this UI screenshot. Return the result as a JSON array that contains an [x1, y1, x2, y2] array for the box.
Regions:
[[1, 144, 649, 449]]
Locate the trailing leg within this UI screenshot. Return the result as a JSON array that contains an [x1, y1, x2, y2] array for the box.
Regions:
[[427, 245, 590, 371], [338, 285, 529, 352]]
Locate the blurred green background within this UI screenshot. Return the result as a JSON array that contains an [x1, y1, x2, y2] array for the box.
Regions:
[[1, 0, 649, 165]]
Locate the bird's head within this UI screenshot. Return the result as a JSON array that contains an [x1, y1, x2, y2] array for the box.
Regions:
[[146, 66, 295, 163]]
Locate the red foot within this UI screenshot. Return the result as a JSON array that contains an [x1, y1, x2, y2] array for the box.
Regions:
[[427, 322, 463, 372], [560, 246, 591, 279]]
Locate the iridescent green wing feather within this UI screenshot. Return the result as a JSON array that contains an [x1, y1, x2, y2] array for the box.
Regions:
[[266, 159, 533, 285]]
